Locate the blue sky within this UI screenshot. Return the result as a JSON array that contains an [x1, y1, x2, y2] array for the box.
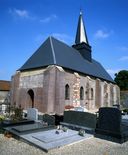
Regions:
[[0, 0, 128, 80]]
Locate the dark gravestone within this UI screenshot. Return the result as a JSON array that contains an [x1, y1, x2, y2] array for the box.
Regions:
[[54, 114, 63, 125], [43, 114, 55, 125], [96, 107, 122, 138], [63, 111, 96, 129]]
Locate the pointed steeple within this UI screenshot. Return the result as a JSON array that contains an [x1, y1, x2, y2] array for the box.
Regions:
[[72, 11, 92, 62], [75, 11, 89, 45]]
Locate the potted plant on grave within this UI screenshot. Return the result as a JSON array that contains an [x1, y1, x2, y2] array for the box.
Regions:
[[62, 126, 68, 132], [78, 129, 85, 136]]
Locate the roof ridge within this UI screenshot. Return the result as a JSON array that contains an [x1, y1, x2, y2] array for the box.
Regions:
[[49, 36, 56, 64]]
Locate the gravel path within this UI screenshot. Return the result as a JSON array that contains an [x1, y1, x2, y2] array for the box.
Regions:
[[0, 134, 128, 155]]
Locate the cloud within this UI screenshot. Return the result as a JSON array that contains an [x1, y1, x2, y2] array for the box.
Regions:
[[107, 69, 121, 78], [118, 56, 128, 61], [40, 14, 57, 23], [9, 8, 57, 23], [9, 8, 29, 18], [94, 29, 112, 39], [14, 9, 29, 18], [9, 8, 36, 20]]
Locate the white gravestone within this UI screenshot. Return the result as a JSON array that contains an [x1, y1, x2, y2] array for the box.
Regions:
[[27, 108, 38, 121]]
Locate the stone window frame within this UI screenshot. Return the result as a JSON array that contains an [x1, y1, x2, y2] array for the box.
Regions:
[[91, 88, 94, 100], [80, 86, 84, 100], [86, 82, 89, 100], [65, 84, 70, 100]]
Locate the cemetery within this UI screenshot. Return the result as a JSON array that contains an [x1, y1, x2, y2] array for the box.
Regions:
[[1, 107, 94, 152], [0, 105, 128, 152]]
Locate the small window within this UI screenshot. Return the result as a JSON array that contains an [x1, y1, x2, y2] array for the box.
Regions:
[[86, 83, 89, 100], [80, 87, 84, 100], [91, 88, 93, 100], [65, 84, 70, 100]]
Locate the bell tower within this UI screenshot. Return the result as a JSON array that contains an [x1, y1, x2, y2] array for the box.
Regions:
[[72, 11, 92, 62]]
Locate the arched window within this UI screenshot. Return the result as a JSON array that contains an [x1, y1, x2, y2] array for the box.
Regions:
[[65, 84, 70, 100], [28, 89, 34, 108], [80, 87, 84, 100], [91, 88, 93, 100]]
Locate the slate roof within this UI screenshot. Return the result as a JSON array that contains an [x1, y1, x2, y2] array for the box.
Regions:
[[19, 37, 114, 83]]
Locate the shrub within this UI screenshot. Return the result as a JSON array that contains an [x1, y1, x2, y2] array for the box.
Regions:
[[0, 115, 5, 122], [62, 126, 68, 132], [10, 105, 23, 121]]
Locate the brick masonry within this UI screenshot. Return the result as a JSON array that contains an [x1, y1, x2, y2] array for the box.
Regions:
[[11, 65, 120, 114]]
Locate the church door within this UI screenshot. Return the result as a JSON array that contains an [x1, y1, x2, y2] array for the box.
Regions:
[[27, 89, 34, 108]]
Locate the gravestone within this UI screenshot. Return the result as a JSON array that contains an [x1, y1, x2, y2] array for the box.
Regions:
[[27, 108, 38, 121], [43, 114, 55, 125], [60, 111, 96, 134], [96, 107, 121, 136], [95, 107, 128, 143], [63, 111, 96, 129]]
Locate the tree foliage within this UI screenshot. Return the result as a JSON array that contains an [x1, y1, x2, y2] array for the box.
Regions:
[[114, 70, 128, 90]]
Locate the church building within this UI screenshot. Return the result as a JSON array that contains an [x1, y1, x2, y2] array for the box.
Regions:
[[11, 12, 120, 114]]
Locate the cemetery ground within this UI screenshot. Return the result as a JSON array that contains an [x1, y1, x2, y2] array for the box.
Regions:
[[0, 133, 128, 155], [0, 106, 128, 154]]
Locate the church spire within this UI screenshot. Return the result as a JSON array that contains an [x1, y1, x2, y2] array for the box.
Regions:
[[72, 10, 92, 62], [75, 11, 89, 45]]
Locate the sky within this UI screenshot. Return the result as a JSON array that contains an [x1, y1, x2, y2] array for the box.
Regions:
[[0, 0, 128, 81]]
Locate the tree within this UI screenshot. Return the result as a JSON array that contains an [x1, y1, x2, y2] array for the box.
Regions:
[[114, 70, 128, 90]]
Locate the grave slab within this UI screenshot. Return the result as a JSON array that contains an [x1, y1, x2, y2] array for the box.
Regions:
[[12, 122, 45, 133], [21, 129, 92, 152], [32, 129, 78, 143]]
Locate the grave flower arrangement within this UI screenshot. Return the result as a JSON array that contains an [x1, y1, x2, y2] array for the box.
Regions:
[[79, 129, 85, 136], [62, 126, 68, 132]]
